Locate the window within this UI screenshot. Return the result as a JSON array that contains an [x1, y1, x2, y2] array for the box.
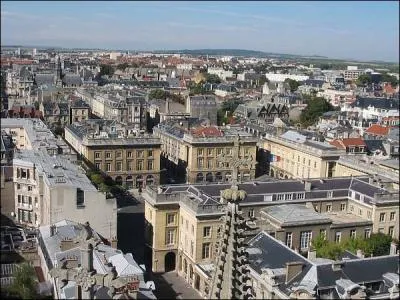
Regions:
[[137, 150, 144, 158], [116, 162, 122, 171], [17, 184, 21, 190], [21, 168, 27, 178], [379, 213, 386, 222], [206, 159, 213, 168], [76, 188, 85, 207], [148, 150, 153, 157], [226, 148, 232, 156], [277, 194, 285, 201], [95, 162, 101, 170], [350, 205, 354, 212], [390, 212, 395, 221], [327, 191, 333, 198], [197, 158, 204, 168], [364, 228, 371, 239], [18, 195, 21, 203], [359, 209, 362, 216], [127, 161, 133, 171], [166, 214, 175, 225], [334, 231, 341, 243], [296, 193, 304, 199], [95, 152, 101, 159], [300, 231, 312, 249], [191, 225, 194, 234], [350, 229, 356, 239], [105, 152, 111, 159], [203, 226, 211, 238], [28, 196, 32, 205], [166, 229, 175, 245], [106, 163, 111, 172], [320, 229, 327, 240], [389, 226, 394, 238], [116, 152, 122, 158], [248, 209, 255, 218], [367, 211, 372, 219], [207, 148, 213, 156], [190, 241, 194, 257], [285, 194, 293, 200], [198, 148, 204, 156], [216, 148, 223, 156], [147, 160, 154, 170], [137, 160, 144, 171], [202, 243, 211, 259], [340, 203, 346, 211], [286, 232, 293, 248], [326, 204, 332, 212], [314, 161, 317, 168], [127, 151, 132, 158]]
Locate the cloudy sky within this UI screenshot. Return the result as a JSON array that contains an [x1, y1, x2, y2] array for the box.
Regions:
[[1, 1, 399, 62]]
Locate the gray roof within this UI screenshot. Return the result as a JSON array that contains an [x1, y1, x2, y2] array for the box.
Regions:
[[262, 204, 332, 226], [351, 97, 399, 110]]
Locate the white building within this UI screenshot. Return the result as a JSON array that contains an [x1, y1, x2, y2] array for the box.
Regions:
[[1, 119, 117, 240], [176, 63, 193, 70], [264, 73, 309, 83], [207, 68, 234, 80]]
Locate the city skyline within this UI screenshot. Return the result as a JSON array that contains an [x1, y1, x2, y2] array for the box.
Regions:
[[1, 1, 399, 62]]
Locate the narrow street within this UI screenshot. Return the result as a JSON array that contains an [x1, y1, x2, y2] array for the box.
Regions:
[[116, 189, 200, 299]]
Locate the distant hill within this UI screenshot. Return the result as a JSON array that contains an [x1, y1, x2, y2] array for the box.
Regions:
[[152, 48, 329, 59]]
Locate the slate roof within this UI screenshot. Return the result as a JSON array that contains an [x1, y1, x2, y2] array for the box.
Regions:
[[62, 74, 82, 86], [247, 231, 400, 298], [35, 73, 55, 86], [351, 97, 399, 110]]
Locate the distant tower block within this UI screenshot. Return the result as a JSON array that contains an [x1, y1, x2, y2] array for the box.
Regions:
[[32, 48, 37, 56], [262, 82, 270, 95]]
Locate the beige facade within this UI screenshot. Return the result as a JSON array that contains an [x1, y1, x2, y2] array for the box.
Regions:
[[154, 124, 258, 184], [65, 121, 161, 188], [261, 133, 344, 179], [143, 176, 399, 297]]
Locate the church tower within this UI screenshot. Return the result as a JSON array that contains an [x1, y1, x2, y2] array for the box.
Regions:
[[209, 137, 255, 300]]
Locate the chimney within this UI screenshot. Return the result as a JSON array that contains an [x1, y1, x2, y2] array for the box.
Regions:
[[332, 261, 344, 271], [111, 237, 118, 249], [60, 238, 75, 251], [305, 181, 312, 192], [390, 242, 398, 256], [81, 243, 94, 271], [166, 98, 170, 114], [356, 249, 364, 258], [50, 225, 57, 237], [285, 262, 304, 283], [307, 249, 317, 261]]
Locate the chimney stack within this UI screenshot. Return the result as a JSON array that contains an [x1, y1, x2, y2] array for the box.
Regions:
[[81, 243, 94, 271], [305, 181, 312, 192], [285, 262, 304, 283]]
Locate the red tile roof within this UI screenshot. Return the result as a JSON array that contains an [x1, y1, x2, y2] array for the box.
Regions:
[[191, 126, 223, 137], [365, 124, 390, 136], [329, 138, 366, 149]]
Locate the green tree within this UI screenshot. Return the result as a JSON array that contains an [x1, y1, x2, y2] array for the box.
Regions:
[[116, 63, 129, 70], [7, 263, 38, 299], [363, 233, 392, 257], [205, 73, 221, 84], [356, 74, 372, 86], [381, 73, 399, 87], [217, 99, 243, 126], [284, 78, 301, 92], [300, 96, 333, 127], [148, 89, 167, 100], [90, 173, 104, 186], [99, 64, 115, 77]]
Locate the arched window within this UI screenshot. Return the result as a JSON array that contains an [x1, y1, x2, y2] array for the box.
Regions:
[[196, 173, 204, 182]]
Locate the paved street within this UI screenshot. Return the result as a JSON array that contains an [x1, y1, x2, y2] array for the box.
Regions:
[[116, 190, 200, 299], [151, 271, 201, 300]]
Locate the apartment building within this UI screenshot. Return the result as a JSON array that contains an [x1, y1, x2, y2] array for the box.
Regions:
[[186, 95, 218, 125], [260, 130, 345, 179], [1, 118, 117, 240], [153, 121, 258, 184], [69, 98, 91, 124], [142, 176, 399, 296], [38, 220, 156, 299], [1, 133, 15, 216], [75, 87, 147, 129], [246, 231, 399, 299], [65, 119, 161, 188], [260, 204, 373, 251]]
